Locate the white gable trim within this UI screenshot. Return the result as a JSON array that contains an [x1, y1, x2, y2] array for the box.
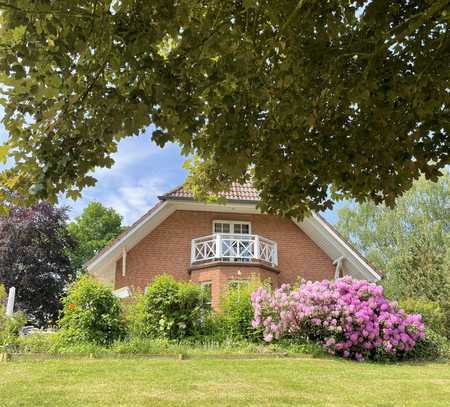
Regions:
[[87, 200, 380, 283], [293, 214, 381, 281]]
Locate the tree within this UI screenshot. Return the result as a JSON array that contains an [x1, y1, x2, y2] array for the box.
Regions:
[[0, 203, 76, 326], [336, 172, 450, 301], [68, 201, 124, 272], [0, 1, 448, 217], [386, 233, 449, 303]]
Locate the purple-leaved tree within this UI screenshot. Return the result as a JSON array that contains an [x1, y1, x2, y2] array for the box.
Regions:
[[0, 203, 76, 326]]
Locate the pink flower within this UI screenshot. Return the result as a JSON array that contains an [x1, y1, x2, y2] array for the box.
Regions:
[[251, 277, 425, 361]]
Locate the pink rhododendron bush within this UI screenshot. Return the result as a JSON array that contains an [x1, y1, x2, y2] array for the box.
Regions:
[[251, 277, 425, 361]]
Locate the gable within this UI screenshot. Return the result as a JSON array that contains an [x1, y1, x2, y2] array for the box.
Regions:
[[86, 199, 381, 284]]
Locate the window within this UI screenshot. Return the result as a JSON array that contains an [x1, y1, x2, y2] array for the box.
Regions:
[[213, 221, 251, 234], [200, 281, 212, 310], [228, 280, 249, 290], [214, 222, 230, 233], [233, 223, 250, 234]]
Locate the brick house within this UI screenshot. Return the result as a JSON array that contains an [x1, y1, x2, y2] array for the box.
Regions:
[[86, 183, 380, 308]]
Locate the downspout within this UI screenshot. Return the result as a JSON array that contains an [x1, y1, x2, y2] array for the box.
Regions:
[[122, 247, 127, 277]]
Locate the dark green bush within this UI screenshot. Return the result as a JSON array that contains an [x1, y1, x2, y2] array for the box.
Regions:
[[215, 278, 263, 341], [439, 300, 450, 339], [405, 328, 450, 361], [129, 275, 206, 340], [399, 298, 447, 337], [58, 275, 125, 345], [373, 328, 449, 362]]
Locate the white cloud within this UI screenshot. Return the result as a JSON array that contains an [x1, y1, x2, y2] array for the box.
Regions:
[[103, 176, 167, 224], [63, 175, 172, 225], [61, 133, 187, 225]]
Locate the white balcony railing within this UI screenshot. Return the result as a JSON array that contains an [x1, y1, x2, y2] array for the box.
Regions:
[[191, 233, 278, 267]]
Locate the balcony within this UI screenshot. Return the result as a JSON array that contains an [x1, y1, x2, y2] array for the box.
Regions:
[[191, 233, 278, 267]]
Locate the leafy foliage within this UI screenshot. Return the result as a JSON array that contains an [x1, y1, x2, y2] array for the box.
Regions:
[[0, 203, 76, 326], [400, 298, 450, 339], [216, 279, 263, 341], [59, 275, 126, 345], [336, 173, 450, 303], [129, 275, 205, 340], [387, 234, 450, 302], [68, 201, 124, 272], [0, 284, 27, 348], [399, 328, 450, 362], [0, 1, 448, 216]]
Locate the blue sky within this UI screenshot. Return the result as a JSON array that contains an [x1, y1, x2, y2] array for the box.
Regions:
[[0, 109, 339, 225]]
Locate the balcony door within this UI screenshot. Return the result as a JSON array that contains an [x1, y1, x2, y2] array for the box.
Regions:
[[213, 221, 251, 235], [213, 221, 252, 262]]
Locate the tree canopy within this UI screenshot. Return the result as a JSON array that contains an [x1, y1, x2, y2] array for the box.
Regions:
[[0, 1, 448, 217], [68, 201, 124, 272], [336, 172, 449, 302], [0, 203, 76, 326]]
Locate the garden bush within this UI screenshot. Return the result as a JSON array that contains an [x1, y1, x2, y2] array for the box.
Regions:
[[402, 328, 450, 361], [399, 298, 447, 338], [129, 275, 206, 340], [441, 300, 450, 339], [58, 275, 125, 345], [215, 278, 264, 341], [252, 276, 425, 361], [0, 284, 27, 348]]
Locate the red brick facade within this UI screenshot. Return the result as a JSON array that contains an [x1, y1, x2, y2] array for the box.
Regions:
[[114, 210, 335, 307]]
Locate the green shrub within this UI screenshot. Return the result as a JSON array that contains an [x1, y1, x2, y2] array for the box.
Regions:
[[130, 275, 206, 340], [0, 284, 27, 349], [438, 299, 450, 339], [399, 298, 448, 337], [373, 328, 449, 362], [216, 278, 263, 341], [58, 275, 125, 345], [123, 292, 146, 338], [404, 328, 450, 361]]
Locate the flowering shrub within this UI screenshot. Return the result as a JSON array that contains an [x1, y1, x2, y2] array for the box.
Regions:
[[251, 277, 425, 361]]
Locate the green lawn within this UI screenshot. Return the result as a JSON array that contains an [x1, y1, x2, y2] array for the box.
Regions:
[[0, 357, 449, 406]]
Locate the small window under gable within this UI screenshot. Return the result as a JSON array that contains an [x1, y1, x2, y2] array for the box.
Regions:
[[213, 220, 251, 234]]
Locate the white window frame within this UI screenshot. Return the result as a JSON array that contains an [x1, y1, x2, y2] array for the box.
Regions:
[[212, 220, 252, 234], [112, 286, 132, 299], [200, 281, 213, 308]]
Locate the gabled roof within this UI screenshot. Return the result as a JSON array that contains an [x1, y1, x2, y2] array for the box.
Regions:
[[159, 182, 259, 202], [86, 183, 381, 283]]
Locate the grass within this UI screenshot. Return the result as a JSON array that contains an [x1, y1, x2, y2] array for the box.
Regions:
[[0, 357, 449, 406]]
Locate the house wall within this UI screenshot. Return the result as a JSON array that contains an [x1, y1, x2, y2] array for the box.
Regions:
[[114, 210, 335, 297], [190, 263, 279, 309]]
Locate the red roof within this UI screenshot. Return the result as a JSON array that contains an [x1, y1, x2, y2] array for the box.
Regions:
[[159, 182, 260, 202]]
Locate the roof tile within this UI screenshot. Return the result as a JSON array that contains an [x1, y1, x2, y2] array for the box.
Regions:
[[159, 182, 260, 202]]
